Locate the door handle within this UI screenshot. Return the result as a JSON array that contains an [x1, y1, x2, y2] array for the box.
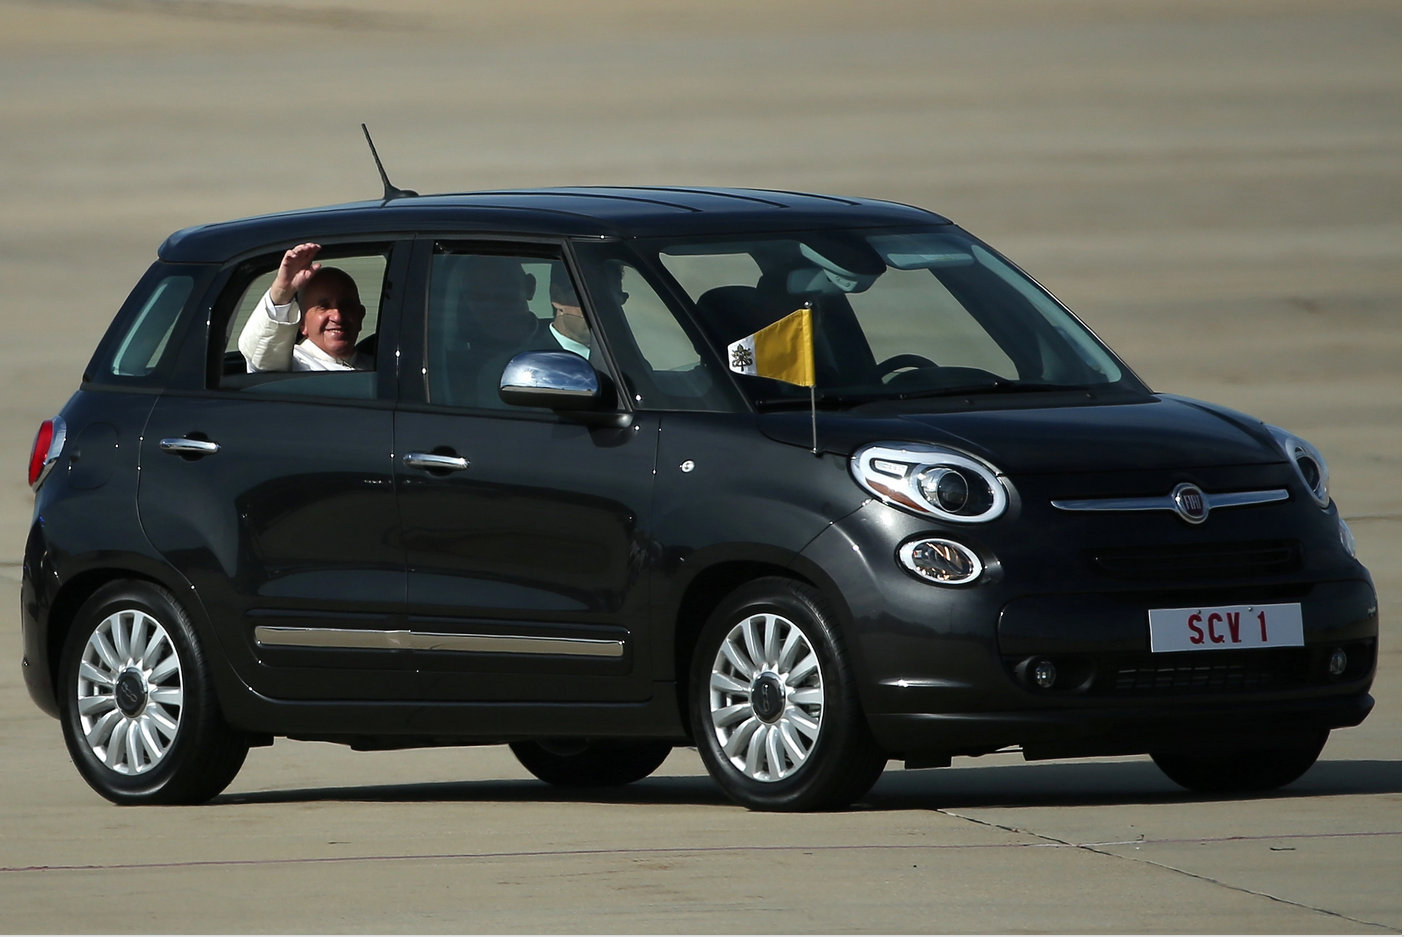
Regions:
[[159, 437, 220, 456], [403, 452, 469, 472]]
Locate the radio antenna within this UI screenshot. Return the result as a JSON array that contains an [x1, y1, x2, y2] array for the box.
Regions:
[[361, 123, 418, 201]]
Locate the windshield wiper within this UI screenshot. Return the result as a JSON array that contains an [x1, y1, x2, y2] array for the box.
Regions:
[[898, 380, 1094, 399], [754, 392, 886, 411], [755, 382, 1097, 409]]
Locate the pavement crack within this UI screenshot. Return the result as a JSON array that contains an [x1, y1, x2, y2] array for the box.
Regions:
[[938, 810, 1397, 932]]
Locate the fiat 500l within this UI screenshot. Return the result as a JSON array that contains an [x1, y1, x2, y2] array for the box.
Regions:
[[22, 186, 1376, 811]]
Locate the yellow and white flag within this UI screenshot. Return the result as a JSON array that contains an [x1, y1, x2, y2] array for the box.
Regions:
[[726, 307, 816, 387]]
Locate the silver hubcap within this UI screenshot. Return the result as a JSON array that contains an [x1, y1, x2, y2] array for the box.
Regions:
[[707, 612, 824, 782], [75, 608, 183, 775]]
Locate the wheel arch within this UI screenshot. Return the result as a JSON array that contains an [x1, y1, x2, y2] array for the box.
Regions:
[[43, 567, 179, 695], [667, 551, 856, 737], [35, 559, 244, 721]]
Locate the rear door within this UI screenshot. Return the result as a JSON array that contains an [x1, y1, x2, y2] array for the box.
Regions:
[[138, 240, 413, 701]]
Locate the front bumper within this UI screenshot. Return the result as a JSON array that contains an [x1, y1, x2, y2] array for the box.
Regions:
[[801, 497, 1379, 763]]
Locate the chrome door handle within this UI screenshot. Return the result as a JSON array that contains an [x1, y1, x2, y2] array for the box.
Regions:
[[403, 452, 469, 472], [159, 437, 220, 456]]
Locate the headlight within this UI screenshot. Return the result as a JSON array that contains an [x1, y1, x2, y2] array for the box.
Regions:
[[1267, 425, 1330, 508], [851, 442, 1008, 523]]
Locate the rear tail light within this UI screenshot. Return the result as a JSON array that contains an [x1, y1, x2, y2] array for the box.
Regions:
[[28, 417, 66, 489]]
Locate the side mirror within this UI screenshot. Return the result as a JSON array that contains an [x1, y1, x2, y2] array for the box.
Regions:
[[498, 350, 601, 410]]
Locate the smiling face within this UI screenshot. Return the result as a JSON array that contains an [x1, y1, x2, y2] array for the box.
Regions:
[[298, 268, 365, 360]]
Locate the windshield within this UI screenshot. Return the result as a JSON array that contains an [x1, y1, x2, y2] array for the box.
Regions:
[[649, 225, 1135, 407]]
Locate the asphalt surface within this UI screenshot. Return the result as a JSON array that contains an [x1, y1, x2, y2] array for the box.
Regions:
[[0, 1, 1398, 932]]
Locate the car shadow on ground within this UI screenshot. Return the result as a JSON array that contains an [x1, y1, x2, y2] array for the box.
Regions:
[[863, 757, 1401, 811], [215, 757, 1400, 810]]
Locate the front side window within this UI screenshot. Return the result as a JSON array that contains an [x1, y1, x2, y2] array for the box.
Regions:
[[571, 242, 740, 412], [650, 226, 1136, 409], [424, 247, 579, 410], [422, 243, 742, 413]]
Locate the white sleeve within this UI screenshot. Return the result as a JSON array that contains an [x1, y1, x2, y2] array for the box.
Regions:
[[237, 291, 300, 372]]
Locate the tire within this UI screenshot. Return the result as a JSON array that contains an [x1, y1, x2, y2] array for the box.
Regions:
[[509, 739, 673, 787], [1151, 730, 1328, 793], [58, 581, 249, 805], [689, 577, 887, 811]]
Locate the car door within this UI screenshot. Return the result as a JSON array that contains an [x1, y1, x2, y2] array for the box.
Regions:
[[392, 240, 659, 703], [137, 240, 413, 702]]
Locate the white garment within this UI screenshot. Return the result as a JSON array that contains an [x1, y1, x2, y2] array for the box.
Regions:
[[237, 291, 372, 372]]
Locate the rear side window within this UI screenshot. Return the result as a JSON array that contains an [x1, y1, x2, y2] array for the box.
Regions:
[[223, 255, 386, 349], [106, 275, 195, 378]]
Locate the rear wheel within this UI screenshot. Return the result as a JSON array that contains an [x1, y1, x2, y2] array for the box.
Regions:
[[509, 739, 673, 787], [1151, 730, 1328, 792], [689, 578, 887, 811], [58, 581, 248, 805]]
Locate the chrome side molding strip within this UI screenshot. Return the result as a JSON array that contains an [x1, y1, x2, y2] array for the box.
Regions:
[[254, 626, 625, 659]]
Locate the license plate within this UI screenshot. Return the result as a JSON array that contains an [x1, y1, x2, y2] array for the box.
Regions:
[[1148, 603, 1304, 653]]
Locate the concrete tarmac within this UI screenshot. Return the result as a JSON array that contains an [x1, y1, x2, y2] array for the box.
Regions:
[[0, 1, 1397, 932]]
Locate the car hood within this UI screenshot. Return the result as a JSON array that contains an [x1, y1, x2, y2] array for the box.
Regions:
[[761, 394, 1283, 475]]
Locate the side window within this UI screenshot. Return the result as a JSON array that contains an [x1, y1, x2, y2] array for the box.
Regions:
[[575, 243, 740, 412], [425, 248, 566, 409], [657, 251, 762, 301], [215, 249, 388, 399], [106, 274, 194, 378]]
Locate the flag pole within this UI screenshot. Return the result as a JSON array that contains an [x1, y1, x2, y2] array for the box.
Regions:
[[805, 301, 818, 455], [810, 383, 818, 455]]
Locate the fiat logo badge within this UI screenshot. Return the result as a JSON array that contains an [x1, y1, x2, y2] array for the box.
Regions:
[[1171, 482, 1209, 524]]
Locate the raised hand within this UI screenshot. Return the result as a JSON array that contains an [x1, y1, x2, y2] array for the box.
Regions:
[[269, 242, 323, 305]]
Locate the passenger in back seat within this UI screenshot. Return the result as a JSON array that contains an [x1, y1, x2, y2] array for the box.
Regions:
[[238, 242, 373, 372]]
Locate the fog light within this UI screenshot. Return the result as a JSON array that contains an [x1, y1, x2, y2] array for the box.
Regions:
[[897, 538, 983, 585], [1327, 648, 1348, 678], [1033, 658, 1057, 689]]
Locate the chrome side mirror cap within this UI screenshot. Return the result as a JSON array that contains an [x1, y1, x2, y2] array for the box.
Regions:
[[499, 350, 601, 411]]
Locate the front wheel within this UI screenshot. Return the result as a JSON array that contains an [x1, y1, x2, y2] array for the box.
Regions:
[[58, 581, 249, 805], [689, 578, 887, 811], [509, 739, 673, 787], [1151, 730, 1328, 793]]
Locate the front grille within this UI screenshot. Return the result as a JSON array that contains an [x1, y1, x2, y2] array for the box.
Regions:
[[1102, 648, 1310, 694], [1003, 640, 1375, 698], [1089, 540, 1301, 581]]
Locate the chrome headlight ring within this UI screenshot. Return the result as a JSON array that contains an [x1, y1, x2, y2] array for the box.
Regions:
[[851, 442, 1009, 523], [1267, 425, 1331, 508]]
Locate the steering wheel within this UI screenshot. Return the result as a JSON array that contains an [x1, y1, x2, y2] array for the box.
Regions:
[[876, 353, 939, 382]]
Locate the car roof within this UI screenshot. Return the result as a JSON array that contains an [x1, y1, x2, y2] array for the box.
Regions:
[[158, 186, 950, 262]]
